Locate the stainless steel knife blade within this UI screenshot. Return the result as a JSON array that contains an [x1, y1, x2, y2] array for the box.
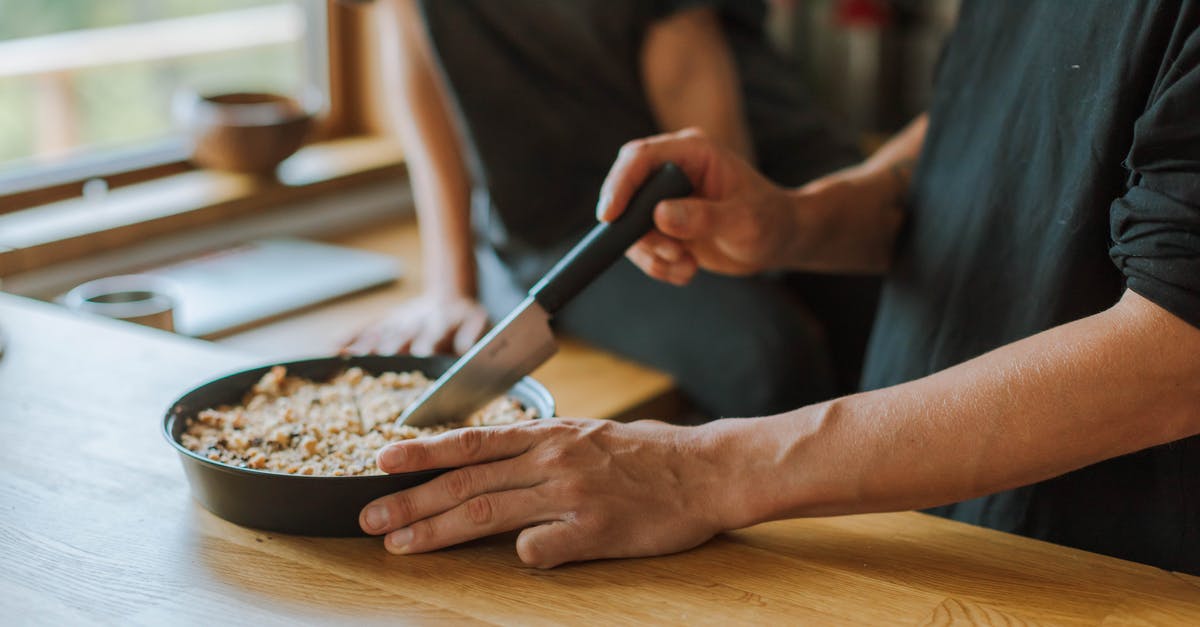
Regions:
[[398, 296, 557, 428], [397, 162, 692, 429]]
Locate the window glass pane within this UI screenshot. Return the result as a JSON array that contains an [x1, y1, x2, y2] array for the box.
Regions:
[[0, 0, 326, 182]]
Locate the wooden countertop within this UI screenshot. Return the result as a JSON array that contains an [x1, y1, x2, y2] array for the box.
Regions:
[[2, 292, 1199, 625]]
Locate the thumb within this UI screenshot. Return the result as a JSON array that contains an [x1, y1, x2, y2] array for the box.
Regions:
[[653, 198, 722, 241], [516, 520, 585, 569]]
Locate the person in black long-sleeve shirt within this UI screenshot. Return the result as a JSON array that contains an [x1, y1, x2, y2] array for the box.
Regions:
[[344, 0, 871, 416], [356, 0, 1200, 573]]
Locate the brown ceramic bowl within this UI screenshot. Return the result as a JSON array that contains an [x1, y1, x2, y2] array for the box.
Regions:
[[182, 91, 314, 175]]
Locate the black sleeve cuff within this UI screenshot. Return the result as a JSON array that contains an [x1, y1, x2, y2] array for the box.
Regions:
[[1110, 181, 1200, 329]]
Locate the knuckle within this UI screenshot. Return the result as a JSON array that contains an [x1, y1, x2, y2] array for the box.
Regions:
[[628, 246, 654, 268], [539, 419, 570, 436], [654, 253, 677, 271], [456, 428, 486, 459], [443, 468, 476, 502], [387, 492, 419, 524], [572, 509, 605, 534], [408, 519, 435, 547], [559, 479, 589, 504], [618, 139, 645, 157], [464, 494, 496, 526], [648, 258, 673, 280], [540, 446, 571, 469], [402, 442, 430, 469]]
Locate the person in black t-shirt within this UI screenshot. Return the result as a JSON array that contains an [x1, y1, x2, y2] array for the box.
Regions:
[[356, 1, 1200, 573], [341, 0, 871, 417]]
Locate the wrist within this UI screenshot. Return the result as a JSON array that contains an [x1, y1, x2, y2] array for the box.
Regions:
[[835, 162, 907, 210], [855, 113, 925, 205], [422, 286, 477, 303], [696, 403, 857, 529], [422, 263, 477, 301], [777, 165, 906, 273], [689, 417, 797, 530]]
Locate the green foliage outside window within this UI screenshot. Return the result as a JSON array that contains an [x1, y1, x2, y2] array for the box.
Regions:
[[0, 0, 309, 170]]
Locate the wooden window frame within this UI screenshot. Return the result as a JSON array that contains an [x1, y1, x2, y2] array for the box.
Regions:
[[0, 1, 407, 276], [0, 1, 395, 214]]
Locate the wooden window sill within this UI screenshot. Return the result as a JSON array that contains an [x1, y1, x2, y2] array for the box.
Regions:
[[0, 136, 406, 276]]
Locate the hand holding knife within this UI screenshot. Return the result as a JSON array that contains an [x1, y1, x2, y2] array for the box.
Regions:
[[398, 162, 693, 428]]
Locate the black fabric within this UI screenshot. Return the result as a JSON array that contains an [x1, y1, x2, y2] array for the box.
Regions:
[[1110, 10, 1200, 327], [862, 0, 1200, 572], [417, 0, 859, 285]]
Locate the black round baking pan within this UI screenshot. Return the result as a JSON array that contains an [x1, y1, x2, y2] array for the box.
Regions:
[[163, 354, 554, 536]]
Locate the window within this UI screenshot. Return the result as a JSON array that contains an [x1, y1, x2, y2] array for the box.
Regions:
[[0, 0, 329, 200]]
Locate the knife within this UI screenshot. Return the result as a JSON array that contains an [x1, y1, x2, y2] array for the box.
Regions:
[[398, 162, 694, 427]]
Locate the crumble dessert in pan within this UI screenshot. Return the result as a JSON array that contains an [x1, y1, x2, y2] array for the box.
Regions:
[[181, 366, 535, 476]]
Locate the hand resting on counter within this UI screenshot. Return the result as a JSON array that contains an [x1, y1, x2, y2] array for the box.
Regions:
[[343, 293, 489, 357]]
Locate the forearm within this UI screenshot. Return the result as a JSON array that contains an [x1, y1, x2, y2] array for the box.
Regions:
[[781, 115, 927, 274], [711, 289, 1200, 527], [641, 8, 753, 160], [377, 0, 476, 298]]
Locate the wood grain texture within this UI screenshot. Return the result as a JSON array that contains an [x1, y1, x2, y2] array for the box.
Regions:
[[214, 219, 683, 422], [2, 292, 1198, 625]]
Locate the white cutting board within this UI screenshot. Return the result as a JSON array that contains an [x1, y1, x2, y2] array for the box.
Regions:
[[144, 237, 400, 337]]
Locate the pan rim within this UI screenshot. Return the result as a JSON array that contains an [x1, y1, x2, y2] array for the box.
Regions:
[[162, 354, 555, 481]]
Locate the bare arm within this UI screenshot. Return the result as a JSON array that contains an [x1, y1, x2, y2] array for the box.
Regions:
[[347, 0, 487, 355], [357, 285, 1200, 567], [715, 289, 1200, 523], [377, 0, 475, 300], [352, 102, 1200, 565], [640, 7, 753, 159]]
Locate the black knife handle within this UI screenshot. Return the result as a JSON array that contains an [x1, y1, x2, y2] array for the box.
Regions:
[[530, 162, 693, 314]]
